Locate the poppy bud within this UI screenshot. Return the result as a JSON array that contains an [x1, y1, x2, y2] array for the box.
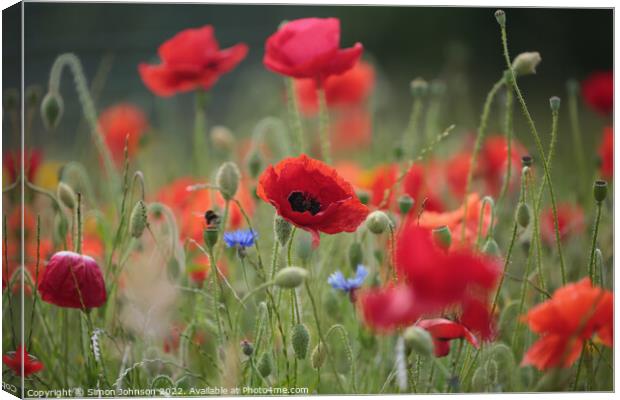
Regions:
[[356, 189, 370, 206], [410, 77, 428, 98], [129, 200, 148, 238], [521, 155, 533, 167], [482, 237, 502, 258], [403, 326, 433, 357], [210, 125, 235, 152], [494, 9, 506, 27], [348, 242, 363, 271], [274, 266, 308, 289], [432, 225, 452, 250], [247, 150, 262, 179], [549, 96, 561, 112], [57, 182, 76, 209], [203, 227, 219, 252], [366, 211, 390, 234], [311, 342, 327, 369], [516, 202, 531, 228], [240, 340, 253, 357], [274, 215, 292, 247], [215, 161, 240, 201], [3, 88, 19, 110], [291, 323, 310, 360], [25, 86, 42, 108], [257, 353, 272, 377], [393, 146, 404, 161], [398, 194, 414, 214], [511, 52, 542, 76], [41, 91, 64, 130], [593, 180, 608, 203]]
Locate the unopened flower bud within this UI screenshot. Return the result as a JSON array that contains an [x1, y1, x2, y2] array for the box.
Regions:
[[366, 211, 390, 234], [516, 202, 531, 228], [410, 77, 428, 98], [593, 180, 608, 203], [549, 96, 561, 112], [129, 200, 148, 238], [274, 266, 308, 289], [403, 326, 433, 357], [291, 324, 310, 360], [348, 242, 363, 271], [494, 9, 506, 27], [274, 215, 292, 247], [311, 342, 328, 369], [241, 340, 253, 357], [210, 126, 235, 152], [432, 225, 452, 250], [41, 91, 64, 130], [398, 194, 414, 214], [247, 150, 262, 179], [566, 79, 579, 95], [430, 79, 446, 97], [203, 228, 218, 251], [215, 162, 240, 201], [257, 352, 272, 377], [521, 155, 533, 167], [511, 52, 541, 76], [393, 146, 404, 161], [482, 237, 502, 258], [57, 182, 76, 209]]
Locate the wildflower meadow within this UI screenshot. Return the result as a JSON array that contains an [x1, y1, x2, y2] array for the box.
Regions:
[[1, 3, 614, 398]]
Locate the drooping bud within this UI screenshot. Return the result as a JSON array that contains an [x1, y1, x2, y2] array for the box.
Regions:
[[403, 326, 433, 357], [593, 180, 608, 203], [366, 211, 390, 234], [274, 215, 292, 247], [57, 182, 76, 209], [482, 237, 502, 258], [432, 225, 452, 250], [516, 202, 531, 228], [247, 150, 262, 179], [41, 91, 64, 130], [129, 200, 148, 238], [311, 342, 328, 369], [240, 339, 254, 357], [274, 266, 308, 289], [511, 52, 542, 76], [398, 194, 414, 214], [356, 189, 370, 206], [348, 242, 363, 271], [215, 162, 240, 201], [257, 353, 272, 377], [291, 324, 310, 360], [410, 77, 428, 98], [210, 126, 235, 152], [549, 96, 561, 112], [494, 9, 506, 27]]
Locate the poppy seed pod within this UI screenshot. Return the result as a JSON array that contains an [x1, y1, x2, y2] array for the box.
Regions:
[[410, 77, 428, 98], [403, 326, 434, 357], [348, 242, 363, 271], [41, 91, 64, 130], [432, 225, 452, 250], [516, 202, 531, 228], [210, 126, 235, 152], [311, 342, 328, 369], [291, 324, 310, 360], [203, 227, 219, 252], [274, 215, 293, 247], [129, 200, 148, 238], [494, 9, 506, 26], [398, 194, 414, 214], [216, 162, 241, 201], [57, 182, 76, 209], [593, 180, 608, 203], [511, 52, 542, 77], [274, 266, 308, 289], [366, 210, 390, 234], [549, 96, 561, 112], [257, 353, 273, 377]]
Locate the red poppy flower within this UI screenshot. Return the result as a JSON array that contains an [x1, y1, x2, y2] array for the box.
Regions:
[[3, 148, 42, 184], [263, 18, 363, 84], [361, 163, 399, 210], [294, 60, 375, 115], [582, 71, 613, 115], [2, 345, 44, 376], [416, 318, 479, 357], [445, 152, 472, 200], [478, 135, 524, 196], [98, 103, 148, 166], [38, 251, 107, 309], [359, 285, 422, 331], [257, 154, 369, 245], [599, 126, 613, 179], [541, 203, 585, 246], [402, 162, 445, 213], [139, 25, 248, 97], [186, 253, 228, 284], [521, 278, 612, 370], [330, 109, 372, 153]]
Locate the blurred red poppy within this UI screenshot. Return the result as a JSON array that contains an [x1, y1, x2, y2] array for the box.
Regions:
[[416, 318, 479, 357], [99, 103, 148, 166], [264, 18, 363, 84], [360, 163, 399, 210], [330, 109, 372, 153], [478, 135, 524, 196], [521, 278, 612, 370], [139, 25, 248, 97], [445, 152, 471, 200], [2, 345, 44, 376], [599, 126, 613, 179], [582, 71, 613, 115], [294, 60, 375, 115], [38, 251, 107, 309], [257, 154, 369, 245], [402, 162, 445, 213], [541, 203, 585, 245], [3, 148, 42, 184]]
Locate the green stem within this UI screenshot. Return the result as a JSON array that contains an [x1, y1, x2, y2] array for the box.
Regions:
[[567, 82, 588, 201], [491, 222, 518, 316], [498, 86, 514, 203], [403, 97, 424, 159], [318, 88, 331, 163], [286, 78, 306, 154], [193, 90, 208, 175], [587, 202, 603, 282]]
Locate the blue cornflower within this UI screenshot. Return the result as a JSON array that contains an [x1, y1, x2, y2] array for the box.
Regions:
[[327, 265, 368, 293], [223, 229, 258, 249]]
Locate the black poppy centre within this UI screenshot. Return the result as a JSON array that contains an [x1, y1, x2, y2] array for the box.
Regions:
[[288, 191, 321, 215]]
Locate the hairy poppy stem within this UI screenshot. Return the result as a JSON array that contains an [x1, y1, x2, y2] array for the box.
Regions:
[[286, 78, 306, 154], [403, 97, 423, 160], [567, 80, 588, 202], [27, 216, 42, 349], [3, 216, 17, 350], [75, 193, 82, 254], [587, 201, 603, 282], [318, 88, 332, 163], [498, 19, 567, 285], [498, 85, 514, 203], [193, 89, 209, 175]]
